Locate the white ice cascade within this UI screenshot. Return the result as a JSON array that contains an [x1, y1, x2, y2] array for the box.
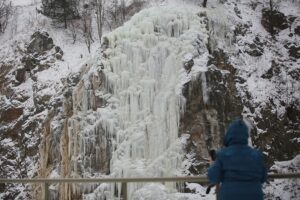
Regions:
[[103, 6, 209, 196], [67, 5, 209, 198]]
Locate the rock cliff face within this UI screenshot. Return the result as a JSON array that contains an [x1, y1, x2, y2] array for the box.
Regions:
[[0, 1, 300, 200], [0, 31, 64, 199], [180, 66, 243, 175]]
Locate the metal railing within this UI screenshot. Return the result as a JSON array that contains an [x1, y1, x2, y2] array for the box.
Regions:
[[1, 173, 300, 200]]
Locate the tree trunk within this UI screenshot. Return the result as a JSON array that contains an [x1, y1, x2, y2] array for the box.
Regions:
[[95, 0, 104, 42], [63, 0, 68, 28], [269, 0, 275, 36], [203, 0, 208, 7]]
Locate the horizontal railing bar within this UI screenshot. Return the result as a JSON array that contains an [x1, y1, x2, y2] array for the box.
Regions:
[[268, 172, 300, 179], [0, 173, 299, 184], [0, 176, 208, 183]]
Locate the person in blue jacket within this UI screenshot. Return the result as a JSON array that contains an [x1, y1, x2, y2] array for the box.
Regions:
[[208, 119, 267, 200]]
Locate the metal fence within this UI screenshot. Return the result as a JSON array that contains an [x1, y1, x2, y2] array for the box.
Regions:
[[1, 173, 300, 200]]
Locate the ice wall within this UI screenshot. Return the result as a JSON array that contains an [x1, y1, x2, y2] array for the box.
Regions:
[[103, 6, 208, 197], [65, 5, 209, 199]]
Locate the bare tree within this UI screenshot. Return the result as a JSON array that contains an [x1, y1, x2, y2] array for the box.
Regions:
[[81, 3, 94, 53], [105, 0, 127, 30], [41, 0, 80, 29], [0, 0, 12, 33], [120, 0, 126, 23], [202, 0, 207, 7], [111, 0, 119, 29], [69, 19, 80, 44], [95, 0, 105, 42]]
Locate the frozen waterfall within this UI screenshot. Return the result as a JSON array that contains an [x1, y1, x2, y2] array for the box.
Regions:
[[66, 5, 213, 199], [103, 5, 207, 186]]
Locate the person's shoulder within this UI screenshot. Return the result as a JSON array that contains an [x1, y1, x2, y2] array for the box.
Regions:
[[216, 147, 231, 158], [248, 147, 264, 159]]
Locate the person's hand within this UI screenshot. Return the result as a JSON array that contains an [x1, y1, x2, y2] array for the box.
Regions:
[[208, 149, 216, 165]]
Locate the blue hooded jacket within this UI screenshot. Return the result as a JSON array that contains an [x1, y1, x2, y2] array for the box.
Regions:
[[208, 119, 267, 200]]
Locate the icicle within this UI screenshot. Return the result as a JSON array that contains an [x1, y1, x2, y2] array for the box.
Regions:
[[201, 72, 209, 104]]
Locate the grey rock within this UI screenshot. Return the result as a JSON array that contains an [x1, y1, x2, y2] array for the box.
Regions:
[[245, 36, 264, 57], [27, 31, 54, 54], [295, 26, 300, 36], [55, 53, 63, 60], [15, 67, 26, 83], [261, 8, 288, 34], [184, 59, 194, 72], [55, 46, 64, 55], [261, 60, 281, 79], [289, 45, 300, 59]]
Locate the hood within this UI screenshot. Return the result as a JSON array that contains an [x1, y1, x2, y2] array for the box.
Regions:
[[224, 119, 249, 147]]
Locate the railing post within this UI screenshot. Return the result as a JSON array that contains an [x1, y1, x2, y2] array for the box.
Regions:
[[216, 184, 220, 200], [122, 182, 127, 200], [43, 182, 49, 200]]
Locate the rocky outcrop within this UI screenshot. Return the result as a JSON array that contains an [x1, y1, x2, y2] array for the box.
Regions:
[[0, 99, 42, 199], [14, 31, 64, 85], [261, 60, 281, 79], [183, 59, 194, 73], [207, 49, 236, 73], [31, 62, 112, 199], [295, 26, 300, 36], [252, 102, 300, 167], [0, 63, 13, 93], [27, 31, 54, 53], [0, 107, 23, 122], [288, 45, 300, 59], [0, 31, 66, 199], [289, 68, 300, 81], [261, 8, 288, 34], [234, 22, 251, 37], [180, 66, 243, 175], [245, 36, 265, 57]]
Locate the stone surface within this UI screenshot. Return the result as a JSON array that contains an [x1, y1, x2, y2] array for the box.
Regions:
[[55, 46, 64, 55], [234, 23, 251, 37], [14, 67, 27, 83], [17, 32, 63, 82], [180, 67, 243, 174], [207, 49, 236, 73], [0, 107, 23, 122], [288, 45, 300, 59], [55, 53, 63, 60], [183, 59, 194, 72], [289, 68, 300, 81], [21, 55, 39, 71], [245, 36, 264, 57], [253, 103, 300, 167], [0, 63, 13, 90], [295, 26, 300, 36], [261, 8, 288, 34], [261, 60, 281, 79], [27, 31, 54, 53]]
